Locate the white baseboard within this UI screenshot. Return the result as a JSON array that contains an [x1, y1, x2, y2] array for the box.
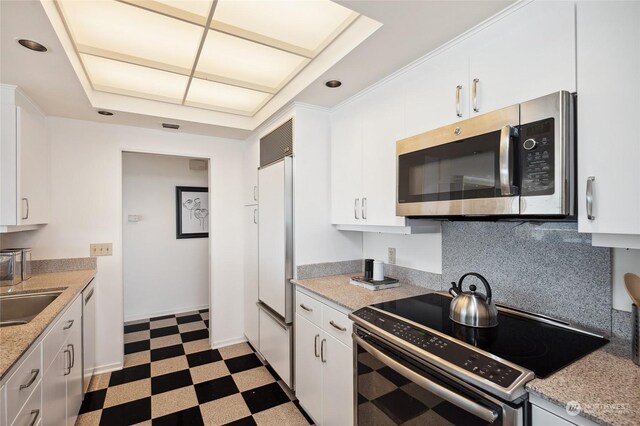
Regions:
[[124, 304, 209, 322], [94, 361, 123, 375], [212, 335, 247, 349]]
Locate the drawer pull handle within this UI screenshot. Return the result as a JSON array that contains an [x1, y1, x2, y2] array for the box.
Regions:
[[63, 319, 74, 330], [320, 338, 327, 363], [28, 409, 40, 426], [299, 304, 312, 312], [314, 334, 320, 358], [329, 320, 346, 332], [19, 369, 39, 390]]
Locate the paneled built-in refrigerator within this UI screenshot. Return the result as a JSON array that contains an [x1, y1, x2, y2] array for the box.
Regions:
[[256, 119, 294, 388]]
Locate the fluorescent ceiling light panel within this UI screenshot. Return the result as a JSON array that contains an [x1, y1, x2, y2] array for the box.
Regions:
[[196, 30, 308, 91], [212, 0, 358, 56], [81, 54, 188, 103], [186, 79, 271, 114], [57, 0, 202, 71]]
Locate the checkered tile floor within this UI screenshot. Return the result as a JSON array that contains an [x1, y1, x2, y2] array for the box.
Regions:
[[76, 309, 313, 425]]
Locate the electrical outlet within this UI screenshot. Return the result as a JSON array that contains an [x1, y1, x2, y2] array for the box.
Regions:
[[90, 243, 112, 257], [388, 247, 396, 265]]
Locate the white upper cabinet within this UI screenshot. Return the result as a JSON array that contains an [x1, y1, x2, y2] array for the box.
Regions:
[[330, 1, 576, 233], [1, 85, 50, 228], [468, 1, 576, 115], [330, 100, 362, 226], [243, 136, 259, 206], [403, 47, 469, 137], [361, 78, 406, 227], [576, 1, 640, 243]]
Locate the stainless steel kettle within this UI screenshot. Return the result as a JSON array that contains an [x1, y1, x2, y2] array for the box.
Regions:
[[449, 273, 498, 328]]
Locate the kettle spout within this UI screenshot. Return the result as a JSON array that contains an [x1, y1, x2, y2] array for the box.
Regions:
[[449, 282, 459, 297]]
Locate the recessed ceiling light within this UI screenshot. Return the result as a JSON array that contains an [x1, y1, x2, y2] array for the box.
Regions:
[[18, 39, 47, 52], [325, 79, 342, 88], [97, 110, 113, 116]]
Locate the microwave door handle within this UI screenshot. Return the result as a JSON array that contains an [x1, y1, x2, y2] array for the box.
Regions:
[[353, 334, 499, 423], [499, 125, 514, 196]]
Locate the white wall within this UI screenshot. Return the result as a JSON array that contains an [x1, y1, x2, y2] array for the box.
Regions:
[[2, 116, 245, 371], [122, 153, 209, 321], [612, 248, 640, 312], [363, 232, 442, 274]]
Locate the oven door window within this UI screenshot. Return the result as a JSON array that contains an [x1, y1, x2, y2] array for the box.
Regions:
[[398, 130, 505, 204], [356, 339, 505, 426]]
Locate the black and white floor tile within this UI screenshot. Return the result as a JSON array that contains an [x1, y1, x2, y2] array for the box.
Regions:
[[76, 309, 314, 425]]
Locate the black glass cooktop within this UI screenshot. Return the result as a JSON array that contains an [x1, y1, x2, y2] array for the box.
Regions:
[[370, 293, 609, 378]]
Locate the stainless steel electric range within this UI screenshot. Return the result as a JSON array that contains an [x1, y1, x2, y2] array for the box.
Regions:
[[349, 293, 609, 426]]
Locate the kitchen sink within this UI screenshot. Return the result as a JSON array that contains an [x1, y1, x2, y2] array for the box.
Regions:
[[0, 291, 62, 327]]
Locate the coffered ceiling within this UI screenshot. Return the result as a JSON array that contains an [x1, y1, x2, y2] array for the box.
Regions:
[[0, 1, 512, 138]]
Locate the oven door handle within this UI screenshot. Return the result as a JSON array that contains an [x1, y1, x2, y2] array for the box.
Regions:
[[499, 125, 514, 196], [354, 334, 499, 424]]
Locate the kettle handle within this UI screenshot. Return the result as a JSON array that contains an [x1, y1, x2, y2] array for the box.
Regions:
[[458, 272, 492, 303]]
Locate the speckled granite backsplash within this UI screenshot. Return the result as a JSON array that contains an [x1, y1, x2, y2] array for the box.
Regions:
[[31, 257, 97, 274], [442, 222, 612, 334]]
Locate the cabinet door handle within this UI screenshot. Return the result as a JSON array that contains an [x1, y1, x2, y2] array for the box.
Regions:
[[19, 369, 39, 390], [362, 197, 367, 220], [28, 409, 40, 426], [253, 208, 258, 224], [329, 320, 347, 332], [64, 348, 72, 375], [472, 78, 480, 112], [299, 303, 312, 312], [314, 334, 320, 358], [70, 343, 75, 368], [21, 198, 29, 220], [354, 198, 360, 220], [586, 176, 595, 221], [85, 288, 95, 304], [253, 186, 258, 201], [63, 319, 74, 330], [455, 85, 463, 117], [320, 338, 327, 363]]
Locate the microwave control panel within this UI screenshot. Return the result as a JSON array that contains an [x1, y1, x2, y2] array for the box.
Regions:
[[518, 118, 555, 196]]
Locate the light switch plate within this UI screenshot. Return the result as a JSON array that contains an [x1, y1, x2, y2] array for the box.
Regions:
[[90, 243, 112, 256], [388, 247, 396, 265]]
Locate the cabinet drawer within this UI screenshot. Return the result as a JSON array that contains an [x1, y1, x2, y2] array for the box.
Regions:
[[295, 291, 322, 327], [6, 344, 42, 426], [43, 296, 81, 372], [10, 381, 41, 426], [321, 305, 352, 348]]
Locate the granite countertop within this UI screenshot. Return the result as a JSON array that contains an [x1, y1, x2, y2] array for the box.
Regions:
[[291, 274, 434, 311], [0, 269, 96, 381], [526, 339, 640, 426]]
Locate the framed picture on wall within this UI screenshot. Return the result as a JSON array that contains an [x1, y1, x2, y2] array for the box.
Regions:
[[176, 186, 209, 239]]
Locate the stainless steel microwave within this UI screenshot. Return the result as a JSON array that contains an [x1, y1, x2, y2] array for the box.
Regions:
[[396, 91, 575, 219]]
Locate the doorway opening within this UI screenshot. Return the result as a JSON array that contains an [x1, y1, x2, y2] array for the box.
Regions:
[[121, 151, 210, 354]]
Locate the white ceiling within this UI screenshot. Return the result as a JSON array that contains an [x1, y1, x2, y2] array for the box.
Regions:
[[0, 0, 512, 140]]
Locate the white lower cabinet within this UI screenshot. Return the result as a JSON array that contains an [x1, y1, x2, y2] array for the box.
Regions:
[[11, 381, 41, 426], [258, 308, 292, 388], [41, 296, 83, 426], [530, 394, 598, 426], [294, 290, 353, 425], [3, 344, 42, 426], [294, 314, 323, 422]]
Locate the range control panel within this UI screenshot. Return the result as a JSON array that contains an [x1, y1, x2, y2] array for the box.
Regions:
[[353, 307, 522, 388], [518, 118, 555, 196]]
